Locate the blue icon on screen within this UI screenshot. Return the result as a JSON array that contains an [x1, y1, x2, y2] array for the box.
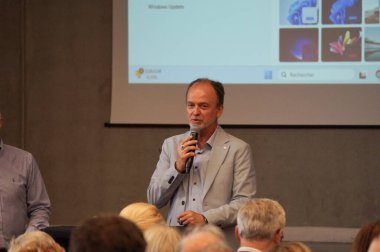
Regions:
[[329, 0, 360, 24], [288, 0, 318, 25], [264, 70, 273, 80]]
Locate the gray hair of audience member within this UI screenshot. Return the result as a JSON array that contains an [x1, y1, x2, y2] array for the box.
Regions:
[[176, 224, 233, 252], [8, 230, 65, 252], [269, 241, 312, 252], [69, 214, 146, 252], [237, 198, 286, 241], [144, 224, 181, 252]]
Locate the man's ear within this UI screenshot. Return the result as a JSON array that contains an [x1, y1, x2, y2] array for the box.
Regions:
[[235, 225, 241, 242], [274, 229, 284, 243], [216, 104, 224, 119]]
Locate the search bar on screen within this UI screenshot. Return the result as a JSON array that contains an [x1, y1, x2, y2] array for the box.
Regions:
[[278, 69, 355, 81]]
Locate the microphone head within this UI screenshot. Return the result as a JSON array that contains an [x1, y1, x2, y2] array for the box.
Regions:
[[189, 125, 200, 140], [189, 125, 201, 133]]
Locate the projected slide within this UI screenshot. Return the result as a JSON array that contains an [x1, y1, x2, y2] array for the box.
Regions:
[[128, 0, 380, 84], [112, 0, 380, 125]]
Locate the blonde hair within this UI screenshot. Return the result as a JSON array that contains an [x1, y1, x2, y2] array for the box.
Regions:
[[8, 230, 65, 252], [119, 202, 164, 232], [144, 224, 181, 252], [270, 242, 312, 252]]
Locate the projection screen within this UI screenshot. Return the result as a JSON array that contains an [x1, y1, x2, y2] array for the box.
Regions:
[[111, 0, 380, 125]]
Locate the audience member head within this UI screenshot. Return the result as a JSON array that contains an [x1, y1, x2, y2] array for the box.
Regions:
[[269, 241, 312, 252], [119, 202, 165, 232], [8, 230, 65, 252], [69, 214, 146, 252], [235, 198, 286, 251], [144, 224, 181, 252], [352, 220, 380, 252], [176, 224, 233, 252]]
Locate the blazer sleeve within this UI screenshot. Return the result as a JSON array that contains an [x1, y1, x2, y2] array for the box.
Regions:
[[147, 136, 186, 208]]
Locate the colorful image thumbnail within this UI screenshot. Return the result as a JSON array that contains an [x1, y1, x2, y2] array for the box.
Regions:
[[364, 0, 380, 23], [322, 0, 362, 24], [280, 28, 318, 62], [322, 28, 361, 61], [365, 27, 380, 61], [280, 0, 319, 25]]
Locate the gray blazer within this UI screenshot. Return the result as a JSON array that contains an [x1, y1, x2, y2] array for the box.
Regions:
[[147, 126, 256, 227]]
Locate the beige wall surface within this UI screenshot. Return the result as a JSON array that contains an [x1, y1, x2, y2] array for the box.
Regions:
[[1, 1, 380, 251]]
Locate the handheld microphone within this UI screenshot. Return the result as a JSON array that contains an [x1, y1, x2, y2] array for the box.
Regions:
[[185, 125, 200, 174]]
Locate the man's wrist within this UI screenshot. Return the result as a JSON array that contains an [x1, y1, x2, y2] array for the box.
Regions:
[[175, 161, 185, 174]]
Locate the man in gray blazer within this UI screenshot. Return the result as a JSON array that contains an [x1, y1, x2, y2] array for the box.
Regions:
[[147, 78, 256, 228]]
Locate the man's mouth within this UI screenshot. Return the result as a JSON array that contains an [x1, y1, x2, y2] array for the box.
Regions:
[[191, 119, 201, 123]]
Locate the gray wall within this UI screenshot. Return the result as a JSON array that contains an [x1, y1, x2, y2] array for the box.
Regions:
[[1, 1, 380, 251]]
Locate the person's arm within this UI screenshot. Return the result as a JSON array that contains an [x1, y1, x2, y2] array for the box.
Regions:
[[25, 155, 51, 232], [147, 138, 187, 208]]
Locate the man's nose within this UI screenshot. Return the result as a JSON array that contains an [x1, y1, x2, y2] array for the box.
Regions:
[[193, 106, 201, 114]]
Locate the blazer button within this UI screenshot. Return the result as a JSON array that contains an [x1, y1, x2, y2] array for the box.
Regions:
[[181, 201, 185, 205]]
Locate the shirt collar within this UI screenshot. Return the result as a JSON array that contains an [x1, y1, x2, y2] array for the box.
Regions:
[[205, 125, 219, 149]]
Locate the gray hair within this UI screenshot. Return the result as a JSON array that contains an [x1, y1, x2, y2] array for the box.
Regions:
[[237, 198, 286, 241], [187, 242, 233, 252], [176, 224, 232, 252]]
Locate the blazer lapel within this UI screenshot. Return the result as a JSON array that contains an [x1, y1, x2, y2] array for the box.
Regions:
[[202, 128, 230, 198]]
